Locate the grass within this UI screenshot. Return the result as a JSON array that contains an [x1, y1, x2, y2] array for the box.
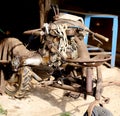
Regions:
[[0, 105, 7, 115], [60, 112, 71, 116]]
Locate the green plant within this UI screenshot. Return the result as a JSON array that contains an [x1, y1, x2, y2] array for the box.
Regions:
[[0, 105, 7, 115], [60, 112, 71, 116]]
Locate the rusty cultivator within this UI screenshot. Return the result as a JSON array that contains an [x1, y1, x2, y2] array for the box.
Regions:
[[0, 8, 112, 116]]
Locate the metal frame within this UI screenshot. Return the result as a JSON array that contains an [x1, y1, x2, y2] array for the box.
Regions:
[[84, 14, 118, 67]]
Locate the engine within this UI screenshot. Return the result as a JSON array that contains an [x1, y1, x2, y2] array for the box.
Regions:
[[39, 14, 88, 68]]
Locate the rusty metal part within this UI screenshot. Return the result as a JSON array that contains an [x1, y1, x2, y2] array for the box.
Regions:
[[0, 70, 6, 95], [0, 60, 10, 95], [40, 80, 54, 87], [23, 28, 44, 36], [95, 66, 103, 100], [74, 36, 90, 59], [86, 29, 109, 42], [23, 67, 42, 82], [64, 35, 111, 66], [66, 55, 111, 67], [89, 52, 111, 56], [86, 67, 93, 93], [50, 82, 94, 97], [87, 100, 100, 116], [101, 95, 110, 105], [0, 60, 9, 64], [68, 25, 109, 42], [87, 66, 103, 116], [51, 82, 82, 92]]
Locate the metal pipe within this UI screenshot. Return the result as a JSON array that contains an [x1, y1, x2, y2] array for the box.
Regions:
[[50, 82, 93, 96], [86, 67, 93, 93]]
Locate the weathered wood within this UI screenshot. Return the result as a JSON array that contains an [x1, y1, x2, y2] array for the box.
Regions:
[[44, 0, 51, 22], [39, 0, 45, 28], [39, 0, 51, 27]]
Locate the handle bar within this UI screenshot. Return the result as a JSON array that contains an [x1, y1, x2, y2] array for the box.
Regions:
[[23, 25, 109, 42], [86, 29, 109, 42], [68, 26, 109, 42], [23, 28, 44, 36]]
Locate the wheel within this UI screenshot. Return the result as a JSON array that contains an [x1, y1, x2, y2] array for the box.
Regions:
[[5, 67, 32, 98], [83, 106, 113, 116]]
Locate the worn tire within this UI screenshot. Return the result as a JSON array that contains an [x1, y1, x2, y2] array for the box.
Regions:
[[83, 106, 113, 116], [5, 67, 32, 98]]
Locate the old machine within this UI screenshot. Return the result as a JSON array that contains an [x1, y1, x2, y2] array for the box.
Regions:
[[0, 5, 112, 116]]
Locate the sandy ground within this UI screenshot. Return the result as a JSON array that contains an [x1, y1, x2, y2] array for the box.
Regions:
[[0, 65, 120, 116]]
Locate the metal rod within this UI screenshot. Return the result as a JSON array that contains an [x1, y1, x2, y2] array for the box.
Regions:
[[86, 67, 93, 93]]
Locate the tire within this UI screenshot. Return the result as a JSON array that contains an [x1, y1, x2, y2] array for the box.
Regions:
[[5, 67, 32, 98], [83, 106, 113, 116]]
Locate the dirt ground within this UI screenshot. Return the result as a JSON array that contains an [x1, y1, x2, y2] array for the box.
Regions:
[[0, 65, 120, 116]]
